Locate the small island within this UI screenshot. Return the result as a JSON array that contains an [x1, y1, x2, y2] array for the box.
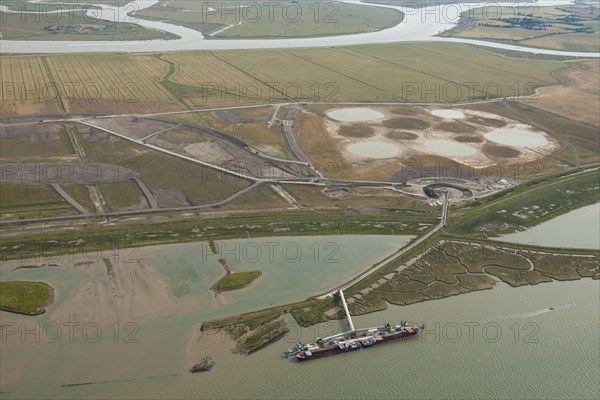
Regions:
[[216, 269, 262, 292], [0, 280, 55, 315], [211, 258, 263, 292]]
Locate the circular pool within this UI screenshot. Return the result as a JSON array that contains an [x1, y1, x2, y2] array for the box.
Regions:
[[347, 141, 399, 158], [485, 128, 548, 148], [424, 140, 477, 156], [327, 108, 384, 122]]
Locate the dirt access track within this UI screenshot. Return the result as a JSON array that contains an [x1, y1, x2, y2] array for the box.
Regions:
[[86, 116, 315, 181]]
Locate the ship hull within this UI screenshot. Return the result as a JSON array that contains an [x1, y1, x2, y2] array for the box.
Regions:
[[296, 346, 357, 361], [296, 329, 418, 361]]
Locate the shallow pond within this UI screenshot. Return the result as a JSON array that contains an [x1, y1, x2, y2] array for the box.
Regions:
[[424, 139, 476, 156], [485, 128, 548, 148], [347, 140, 399, 158], [327, 108, 384, 122], [2, 278, 597, 399]]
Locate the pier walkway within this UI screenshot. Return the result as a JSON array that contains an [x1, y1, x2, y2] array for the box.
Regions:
[[339, 289, 355, 332]]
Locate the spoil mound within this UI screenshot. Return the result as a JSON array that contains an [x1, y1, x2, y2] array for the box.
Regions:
[[383, 118, 430, 130]]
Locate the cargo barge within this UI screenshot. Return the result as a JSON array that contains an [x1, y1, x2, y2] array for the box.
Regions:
[[292, 322, 419, 361], [283, 290, 420, 361]]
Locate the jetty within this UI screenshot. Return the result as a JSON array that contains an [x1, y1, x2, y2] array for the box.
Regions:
[[291, 289, 420, 361], [338, 289, 355, 332]]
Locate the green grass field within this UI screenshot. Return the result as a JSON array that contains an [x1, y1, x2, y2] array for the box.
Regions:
[[164, 43, 566, 106], [0, 211, 434, 262], [233, 318, 287, 354], [82, 135, 250, 206], [521, 33, 600, 53], [442, 5, 599, 52], [99, 182, 144, 211], [0, 280, 54, 315], [229, 122, 290, 159], [216, 271, 262, 291], [1, 42, 579, 115], [449, 168, 600, 237], [222, 185, 290, 211], [0, 183, 73, 220], [0, 11, 176, 41], [137, 0, 402, 38], [0, 125, 75, 159], [62, 184, 95, 212]]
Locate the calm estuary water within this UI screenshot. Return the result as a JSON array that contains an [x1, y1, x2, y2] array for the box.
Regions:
[[1, 1, 596, 56], [2, 279, 597, 399], [1, 219, 598, 399], [497, 203, 600, 249]]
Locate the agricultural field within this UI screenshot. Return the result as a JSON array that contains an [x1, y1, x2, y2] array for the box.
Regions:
[[531, 60, 600, 125], [137, 0, 402, 38], [163, 43, 567, 107], [0, 53, 182, 116], [521, 32, 599, 52], [442, 4, 599, 52], [0, 55, 63, 116], [0, 43, 582, 117]]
